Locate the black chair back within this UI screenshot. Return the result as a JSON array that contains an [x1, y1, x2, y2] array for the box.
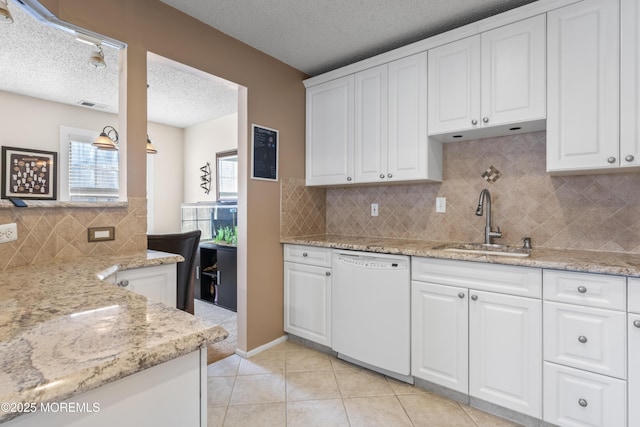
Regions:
[[147, 230, 201, 314]]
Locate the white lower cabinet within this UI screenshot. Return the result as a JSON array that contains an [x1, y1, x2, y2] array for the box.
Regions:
[[411, 258, 542, 418], [544, 362, 626, 427], [629, 313, 640, 427], [115, 263, 177, 308], [283, 245, 332, 346]]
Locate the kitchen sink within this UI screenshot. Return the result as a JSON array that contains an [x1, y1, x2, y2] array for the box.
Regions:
[[435, 243, 531, 258]]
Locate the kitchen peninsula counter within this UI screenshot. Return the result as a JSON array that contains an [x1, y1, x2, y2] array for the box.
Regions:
[[281, 234, 640, 277], [0, 251, 227, 423]]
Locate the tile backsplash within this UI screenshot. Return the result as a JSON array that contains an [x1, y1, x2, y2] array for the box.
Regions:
[[0, 197, 147, 271], [282, 131, 640, 253]]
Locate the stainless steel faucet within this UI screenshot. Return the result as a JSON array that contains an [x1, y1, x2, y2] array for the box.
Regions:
[[475, 189, 502, 245]]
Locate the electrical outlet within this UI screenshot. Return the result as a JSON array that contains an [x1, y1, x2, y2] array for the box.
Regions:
[[436, 197, 446, 213], [0, 223, 18, 243], [371, 203, 379, 217]]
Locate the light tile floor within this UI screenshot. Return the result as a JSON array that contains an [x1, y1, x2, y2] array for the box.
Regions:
[[206, 341, 522, 427]]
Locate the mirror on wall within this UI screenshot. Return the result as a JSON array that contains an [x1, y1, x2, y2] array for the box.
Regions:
[[0, 0, 122, 203]]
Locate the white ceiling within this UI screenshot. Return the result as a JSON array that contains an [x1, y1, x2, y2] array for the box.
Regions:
[[0, 0, 537, 129]]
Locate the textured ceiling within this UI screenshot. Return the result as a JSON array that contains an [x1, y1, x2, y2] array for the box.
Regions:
[[159, 0, 538, 76], [1, 0, 537, 129]]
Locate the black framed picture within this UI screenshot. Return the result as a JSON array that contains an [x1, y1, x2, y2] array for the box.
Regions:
[[1, 146, 57, 200], [251, 124, 278, 181]]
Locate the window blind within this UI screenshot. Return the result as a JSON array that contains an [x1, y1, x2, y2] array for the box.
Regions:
[[218, 156, 238, 199], [68, 140, 119, 201]]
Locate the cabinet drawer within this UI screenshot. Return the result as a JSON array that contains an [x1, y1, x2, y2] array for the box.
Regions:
[[544, 301, 626, 379], [543, 270, 626, 310], [629, 278, 640, 314], [543, 362, 626, 427], [412, 257, 541, 298], [283, 244, 332, 267]]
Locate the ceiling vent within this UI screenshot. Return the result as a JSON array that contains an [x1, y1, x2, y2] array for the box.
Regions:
[[77, 100, 109, 110]]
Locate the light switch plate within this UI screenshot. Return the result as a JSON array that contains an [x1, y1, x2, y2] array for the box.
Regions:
[[436, 197, 446, 213], [0, 223, 18, 243], [371, 203, 379, 217]]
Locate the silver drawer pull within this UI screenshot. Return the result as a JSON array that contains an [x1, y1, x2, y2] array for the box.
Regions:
[[380, 174, 385, 179], [577, 286, 587, 294], [471, 295, 478, 301], [325, 271, 331, 277], [607, 157, 616, 164], [634, 320, 640, 328], [578, 335, 588, 344], [578, 398, 588, 408], [117, 280, 129, 288], [302, 252, 308, 257], [458, 292, 465, 299]]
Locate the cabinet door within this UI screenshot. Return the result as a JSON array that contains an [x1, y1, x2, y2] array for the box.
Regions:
[[620, 0, 640, 168], [544, 362, 626, 427], [469, 290, 541, 418], [306, 75, 354, 186], [630, 314, 640, 427], [480, 14, 546, 127], [354, 64, 388, 183], [388, 52, 430, 181], [116, 264, 177, 308], [547, 0, 619, 172], [411, 281, 468, 394], [428, 36, 480, 135], [284, 262, 331, 346]]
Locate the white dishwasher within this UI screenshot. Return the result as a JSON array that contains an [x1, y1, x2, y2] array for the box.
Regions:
[[332, 250, 412, 382]]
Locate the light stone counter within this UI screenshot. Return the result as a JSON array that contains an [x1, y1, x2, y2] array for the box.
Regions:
[[282, 234, 640, 277], [0, 251, 228, 423]]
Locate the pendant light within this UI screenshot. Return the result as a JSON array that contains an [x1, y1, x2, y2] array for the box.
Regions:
[[146, 135, 158, 154], [0, 0, 13, 24], [93, 126, 119, 150]]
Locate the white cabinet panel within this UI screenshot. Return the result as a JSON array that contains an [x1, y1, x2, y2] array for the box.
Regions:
[[544, 301, 626, 379], [469, 290, 542, 418], [629, 313, 640, 427], [283, 244, 332, 267], [283, 261, 332, 346], [544, 362, 626, 427], [543, 270, 626, 311], [354, 64, 388, 183], [411, 281, 468, 393], [620, 0, 640, 168], [116, 264, 177, 308], [629, 278, 640, 313], [547, 0, 620, 172], [306, 75, 354, 186]]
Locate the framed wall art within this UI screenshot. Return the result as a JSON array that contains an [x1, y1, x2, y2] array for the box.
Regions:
[[251, 124, 278, 181], [1, 146, 57, 200]]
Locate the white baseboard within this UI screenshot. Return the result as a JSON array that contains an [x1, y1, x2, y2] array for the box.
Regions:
[[235, 335, 288, 358]]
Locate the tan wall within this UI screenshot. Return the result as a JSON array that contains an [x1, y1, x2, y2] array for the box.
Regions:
[[38, 0, 308, 351]]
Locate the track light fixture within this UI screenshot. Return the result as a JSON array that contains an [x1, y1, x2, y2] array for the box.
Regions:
[[146, 135, 158, 154], [0, 0, 13, 24], [93, 126, 119, 151], [88, 46, 106, 69]]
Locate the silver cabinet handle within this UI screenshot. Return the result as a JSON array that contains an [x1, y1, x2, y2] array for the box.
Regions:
[[607, 157, 616, 164], [458, 292, 465, 299], [577, 286, 587, 294], [578, 335, 588, 344], [117, 280, 129, 287], [387, 173, 393, 178], [471, 295, 478, 301], [626, 155, 635, 162], [325, 271, 331, 277], [578, 398, 588, 408], [471, 119, 478, 125], [380, 174, 385, 179], [634, 320, 640, 328], [347, 176, 352, 181], [482, 117, 489, 123], [302, 252, 308, 257]]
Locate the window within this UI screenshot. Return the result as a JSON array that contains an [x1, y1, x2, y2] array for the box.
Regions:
[[68, 138, 119, 202], [216, 150, 237, 200]]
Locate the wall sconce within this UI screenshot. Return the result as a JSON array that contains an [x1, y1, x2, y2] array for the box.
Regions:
[[93, 126, 119, 150], [146, 135, 158, 154], [0, 0, 13, 24], [200, 162, 211, 194]]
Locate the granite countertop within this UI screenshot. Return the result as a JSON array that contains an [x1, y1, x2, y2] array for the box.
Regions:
[[0, 251, 228, 423], [281, 234, 640, 277]]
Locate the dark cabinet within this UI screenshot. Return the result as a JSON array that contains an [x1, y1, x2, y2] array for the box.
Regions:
[[198, 243, 237, 312]]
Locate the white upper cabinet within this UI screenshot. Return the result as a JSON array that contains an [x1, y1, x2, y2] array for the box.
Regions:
[[306, 75, 355, 186], [428, 15, 546, 142], [620, 0, 640, 168], [546, 0, 620, 173]]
